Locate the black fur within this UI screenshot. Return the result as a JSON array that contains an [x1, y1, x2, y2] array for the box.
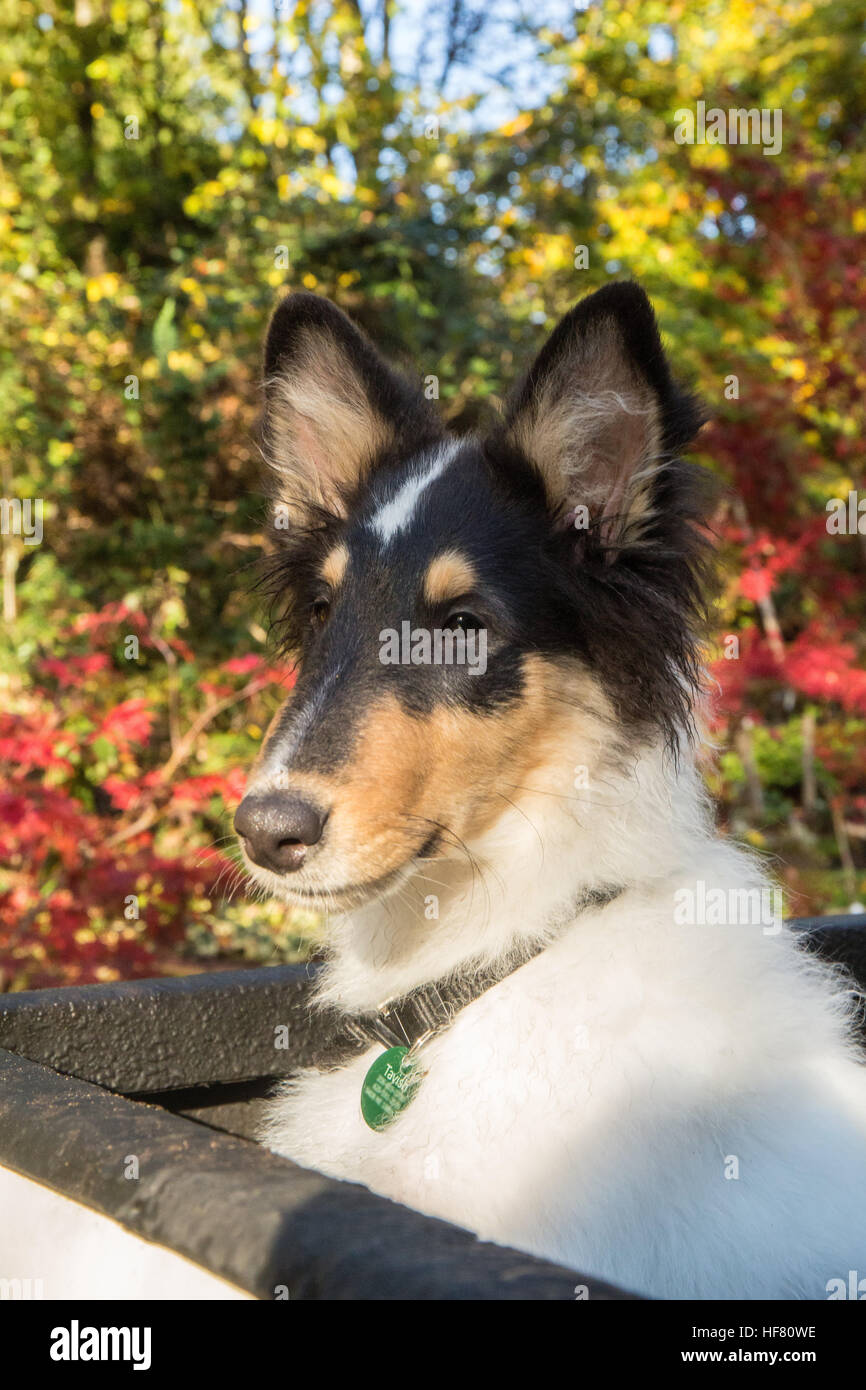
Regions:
[[502, 280, 714, 753]]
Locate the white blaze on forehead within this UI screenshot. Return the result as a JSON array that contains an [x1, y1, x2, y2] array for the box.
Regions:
[[368, 441, 460, 543]]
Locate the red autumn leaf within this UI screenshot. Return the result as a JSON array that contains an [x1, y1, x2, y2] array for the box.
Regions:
[[38, 653, 112, 687], [739, 567, 774, 602], [91, 698, 154, 750]]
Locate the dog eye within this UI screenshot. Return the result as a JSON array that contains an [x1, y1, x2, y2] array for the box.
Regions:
[[445, 610, 483, 633], [310, 599, 331, 629]]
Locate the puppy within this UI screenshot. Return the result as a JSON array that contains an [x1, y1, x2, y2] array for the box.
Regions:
[[235, 284, 866, 1299]]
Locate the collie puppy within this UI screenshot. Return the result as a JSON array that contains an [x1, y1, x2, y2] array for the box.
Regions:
[[235, 283, 866, 1299]]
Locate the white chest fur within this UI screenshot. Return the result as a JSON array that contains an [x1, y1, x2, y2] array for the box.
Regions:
[[261, 876, 866, 1300]]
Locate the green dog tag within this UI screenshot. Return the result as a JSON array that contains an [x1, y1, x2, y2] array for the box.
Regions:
[[361, 1045, 421, 1131]]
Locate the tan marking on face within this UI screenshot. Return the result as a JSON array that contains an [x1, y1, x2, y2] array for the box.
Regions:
[[320, 542, 349, 589], [254, 655, 612, 897], [422, 550, 479, 606]]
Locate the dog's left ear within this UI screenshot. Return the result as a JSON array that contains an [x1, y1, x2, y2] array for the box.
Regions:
[[504, 283, 704, 546]]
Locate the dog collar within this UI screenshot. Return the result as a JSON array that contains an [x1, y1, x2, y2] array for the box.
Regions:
[[349, 884, 622, 1131]]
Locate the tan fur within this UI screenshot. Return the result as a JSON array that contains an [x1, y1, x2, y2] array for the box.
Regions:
[[422, 550, 479, 606], [266, 328, 394, 521], [320, 542, 349, 589], [254, 656, 609, 903]]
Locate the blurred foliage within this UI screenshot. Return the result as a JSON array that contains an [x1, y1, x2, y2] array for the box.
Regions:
[[1, 0, 865, 986]]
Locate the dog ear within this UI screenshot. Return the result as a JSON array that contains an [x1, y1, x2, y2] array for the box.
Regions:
[[262, 293, 439, 523], [504, 283, 705, 549]]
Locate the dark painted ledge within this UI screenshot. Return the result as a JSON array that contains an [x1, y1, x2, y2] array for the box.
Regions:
[[0, 961, 339, 1092], [0, 1048, 634, 1301], [792, 913, 866, 985]]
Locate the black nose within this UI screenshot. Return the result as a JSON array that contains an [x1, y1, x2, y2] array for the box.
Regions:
[[234, 793, 327, 875]]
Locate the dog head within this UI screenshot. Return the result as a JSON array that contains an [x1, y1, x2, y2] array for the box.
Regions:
[[235, 284, 710, 909]]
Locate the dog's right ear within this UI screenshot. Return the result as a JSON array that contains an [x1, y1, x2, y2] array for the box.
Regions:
[[262, 293, 439, 524]]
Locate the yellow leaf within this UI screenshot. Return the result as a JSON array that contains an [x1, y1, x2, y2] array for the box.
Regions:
[[501, 113, 532, 138]]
